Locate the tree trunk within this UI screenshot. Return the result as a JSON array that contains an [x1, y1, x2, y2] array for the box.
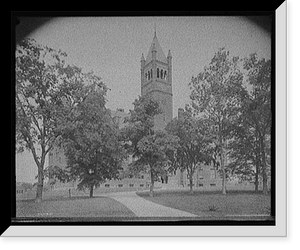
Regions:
[[189, 176, 193, 194], [261, 150, 268, 195], [262, 169, 268, 195], [259, 135, 268, 195], [255, 160, 259, 192], [220, 147, 226, 195], [35, 184, 43, 203], [149, 169, 154, 197], [89, 184, 94, 198], [255, 171, 259, 192], [35, 166, 44, 203]]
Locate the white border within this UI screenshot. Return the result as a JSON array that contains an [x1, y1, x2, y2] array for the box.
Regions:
[[4, 3, 287, 236]]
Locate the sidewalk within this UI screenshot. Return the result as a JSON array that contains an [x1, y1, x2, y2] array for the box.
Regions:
[[103, 191, 198, 218]]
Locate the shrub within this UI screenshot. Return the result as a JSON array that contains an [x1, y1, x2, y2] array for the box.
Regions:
[[208, 204, 219, 211]]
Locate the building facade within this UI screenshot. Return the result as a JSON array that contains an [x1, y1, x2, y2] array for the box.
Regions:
[[46, 30, 255, 193], [140, 31, 173, 131]]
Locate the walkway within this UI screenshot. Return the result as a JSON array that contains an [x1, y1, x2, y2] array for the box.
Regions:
[[103, 191, 198, 218]]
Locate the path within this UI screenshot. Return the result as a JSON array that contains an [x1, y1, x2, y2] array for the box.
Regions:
[[103, 191, 198, 218]]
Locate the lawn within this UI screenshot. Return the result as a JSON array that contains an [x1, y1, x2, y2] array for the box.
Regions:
[[137, 190, 272, 218], [16, 195, 136, 219]]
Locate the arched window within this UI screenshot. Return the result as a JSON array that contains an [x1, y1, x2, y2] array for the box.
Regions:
[[160, 69, 163, 79], [148, 71, 150, 80], [164, 70, 167, 79], [150, 69, 153, 79], [157, 68, 159, 78], [145, 72, 147, 80]]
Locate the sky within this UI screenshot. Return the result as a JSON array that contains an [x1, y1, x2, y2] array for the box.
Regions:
[[15, 16, 271, 183]]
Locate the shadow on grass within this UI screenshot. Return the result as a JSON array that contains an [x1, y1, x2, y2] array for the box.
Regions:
[[16, 194, 137, 218], [137, 189, 267, 198], [136, 189, 272, 218], [16, 195, 107, 203]]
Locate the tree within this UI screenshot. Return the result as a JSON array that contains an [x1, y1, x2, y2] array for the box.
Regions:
[[122, 96, 179, 197], [240, 53, 271, 194], [16, 38, 71, 202], [135, 131, 179, 197], [189, 48, 245, 195], [227, 122, 262, 191], [166, 109, 212, 194], [60, 83, 126, 198], [122, 96, 161, 156]]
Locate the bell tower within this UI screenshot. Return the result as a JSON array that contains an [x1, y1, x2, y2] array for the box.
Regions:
[[140, 30, 173, 131]]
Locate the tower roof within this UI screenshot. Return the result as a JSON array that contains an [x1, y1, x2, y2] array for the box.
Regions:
[[145, 34, 168, 65]]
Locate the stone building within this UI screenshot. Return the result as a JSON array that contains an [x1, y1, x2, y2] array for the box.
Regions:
[[46, 30, 254, 193], [140, 30, 173, 131], [139, 30, 225, 190]]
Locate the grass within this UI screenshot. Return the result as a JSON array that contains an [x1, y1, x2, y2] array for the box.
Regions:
[[16, 186, 155, 202], [15, 189, 273, 221], [16, 195, 136, 218], [137, 190, 272, 218]]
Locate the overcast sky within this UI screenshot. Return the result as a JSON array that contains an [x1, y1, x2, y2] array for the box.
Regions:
[[15, 16, 271, 183]]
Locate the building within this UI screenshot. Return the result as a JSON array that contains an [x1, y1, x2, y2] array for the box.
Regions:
[[46, 29, 254, 193], [16, 182, 33, 194], [140, 30, 173, 131]]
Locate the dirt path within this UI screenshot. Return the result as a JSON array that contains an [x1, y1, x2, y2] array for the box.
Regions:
[[103, 191, 199, 218]]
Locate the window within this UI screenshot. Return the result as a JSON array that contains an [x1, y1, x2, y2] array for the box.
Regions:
[[198, 183, 203, 187], [118, 184, 123, 188], [160, 69, 163, 79], [129, 184, 134, 187], [157, 68, 159, 78], [140, 184, 144, 187], [210, 183, 216, 187], [198, 168, 204, 179], [210, 168, 216, 179], [164, 70, 167, 79], [150, 69, 153, 78], [105, 184, 110, 188]]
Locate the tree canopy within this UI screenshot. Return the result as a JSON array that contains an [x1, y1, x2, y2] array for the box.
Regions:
[[16, 38, 73, 201], [62, 88, 125, 197], [166, 109, 212, 193], [188, 48, 245, 194], [122, 96, 179, 196], [227, 53, 271, 193]]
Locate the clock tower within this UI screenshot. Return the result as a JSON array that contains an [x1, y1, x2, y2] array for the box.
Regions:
[[140, 30, 173, 131]]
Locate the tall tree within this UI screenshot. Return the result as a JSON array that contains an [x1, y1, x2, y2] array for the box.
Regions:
[[16, 38, 71, 202], [227, 122, 262, 191], [122, 96, 179, 197], [60, 82, 125, 198], [189, 48, 244, 195], [166, 109, 212, 194], [241, 53, 272, 194], [135, 131, 179, 197]]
